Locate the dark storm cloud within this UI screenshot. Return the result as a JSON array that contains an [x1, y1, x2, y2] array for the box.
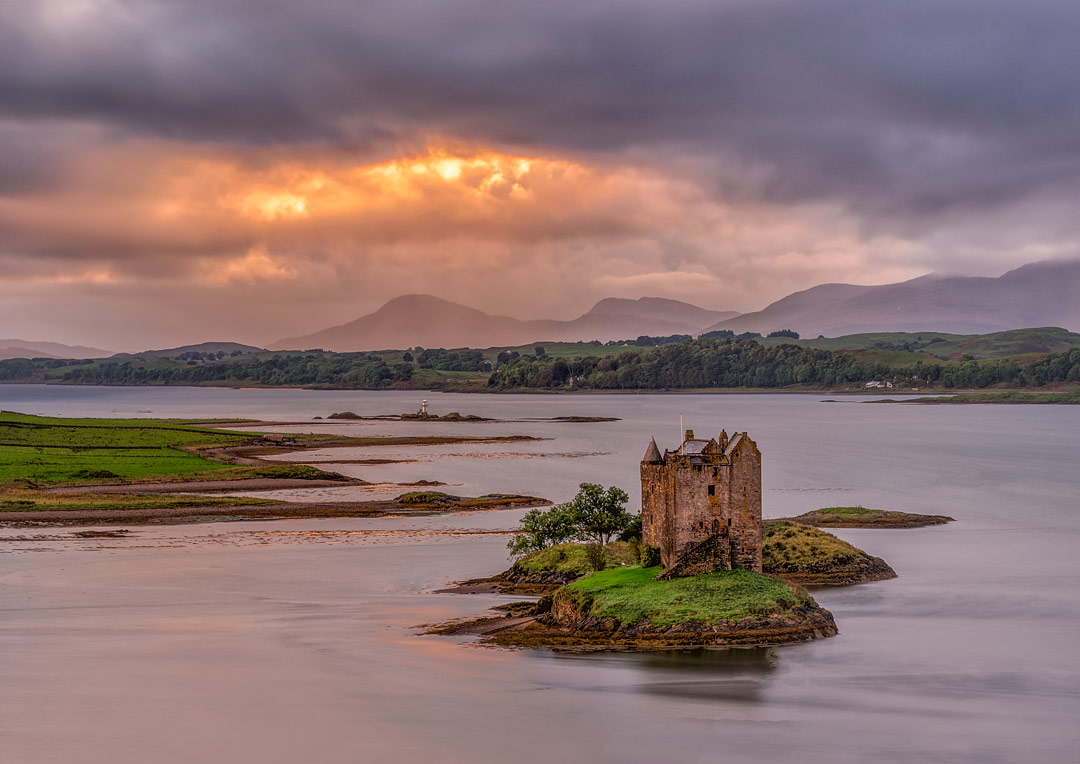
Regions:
[[3, 0, 1080, 218]]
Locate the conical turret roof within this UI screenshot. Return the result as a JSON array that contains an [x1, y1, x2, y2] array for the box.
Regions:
[[642, 437, 663, 464]]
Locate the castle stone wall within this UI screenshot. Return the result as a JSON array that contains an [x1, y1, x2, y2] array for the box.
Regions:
[[641, 432, 762, 573]]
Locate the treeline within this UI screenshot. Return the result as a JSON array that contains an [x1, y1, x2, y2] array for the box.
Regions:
[[606, 334, 693, 347], [0, 353, 415, 388], [415, 348, 489, 371], [488, 339, 887, 389], [3, 342, 1078, 391], [487, 340, 1080, 390]]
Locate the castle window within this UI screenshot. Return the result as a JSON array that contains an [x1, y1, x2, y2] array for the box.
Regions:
[[707, 485, 715, 496]]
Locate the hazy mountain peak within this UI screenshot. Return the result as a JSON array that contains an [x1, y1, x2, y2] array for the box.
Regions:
[[584, 296, 738, 324], [271, 293, 735, 351], [704, 259, 1080, 336], [0, 339, 112, 359]]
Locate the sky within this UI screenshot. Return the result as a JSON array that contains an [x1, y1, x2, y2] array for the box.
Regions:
[[3, 0, 1080, 350]]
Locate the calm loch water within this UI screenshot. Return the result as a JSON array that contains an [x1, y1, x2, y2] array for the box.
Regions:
[[1, 385, 1078, 763]]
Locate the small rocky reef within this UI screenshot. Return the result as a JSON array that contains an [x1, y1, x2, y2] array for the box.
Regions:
[[326, 410, 488, 421]]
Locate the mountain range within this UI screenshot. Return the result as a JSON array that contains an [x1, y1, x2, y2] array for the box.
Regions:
[[6, 260, 1079, 357], [270, 296, 739, 352], [704, 260, 1080, 337], [272, 260, 1080, 351], [0, 339, 112, 361]]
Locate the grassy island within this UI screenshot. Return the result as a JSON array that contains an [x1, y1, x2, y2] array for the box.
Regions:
[[762, 521, 897, 584], [559, 566, 812, 626], [460, 521, 897, 596], [438, 564, 838, 650], [784, 507, 954, 528]]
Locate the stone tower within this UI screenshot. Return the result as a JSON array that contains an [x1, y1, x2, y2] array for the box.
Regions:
[[640, 429, 762, 573]]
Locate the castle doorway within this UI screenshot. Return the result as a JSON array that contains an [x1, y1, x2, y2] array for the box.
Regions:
[[711, 519, 719, 535]]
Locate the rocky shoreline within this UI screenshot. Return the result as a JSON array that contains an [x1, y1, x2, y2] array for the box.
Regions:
[[765, 553, 897, 586], [430, 590, 838, 651]]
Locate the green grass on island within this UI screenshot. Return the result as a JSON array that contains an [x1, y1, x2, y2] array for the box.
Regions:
[[785, 506, 953, 527], [562, 566, 814, 627], [762, 520, 864, 573], [517, 542, 638, 576], [810, 507, 874, 519]]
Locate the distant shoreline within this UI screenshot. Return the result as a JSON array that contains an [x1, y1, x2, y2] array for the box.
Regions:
[[6, 380, 1078, 404], [0, 379, 954, 396]]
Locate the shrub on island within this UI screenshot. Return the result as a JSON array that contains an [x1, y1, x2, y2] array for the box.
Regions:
[[507, 483, 634, 557]]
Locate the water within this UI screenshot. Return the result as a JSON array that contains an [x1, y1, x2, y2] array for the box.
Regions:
[[2, 385, 1078, 763]]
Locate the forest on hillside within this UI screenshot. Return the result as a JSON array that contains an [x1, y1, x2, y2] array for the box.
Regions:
[[1, 340, 1078, 391], [486, 340, 1080, 390]]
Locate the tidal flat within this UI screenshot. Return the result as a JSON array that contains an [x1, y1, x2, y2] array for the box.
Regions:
[[1, 385, 1079, 764]]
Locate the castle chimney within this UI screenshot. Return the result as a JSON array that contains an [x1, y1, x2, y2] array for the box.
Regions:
[[718, 429, 728, 449], [684, 429, 694, 441]]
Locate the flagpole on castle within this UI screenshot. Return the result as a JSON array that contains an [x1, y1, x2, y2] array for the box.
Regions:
[[680, 414, 683, 441]]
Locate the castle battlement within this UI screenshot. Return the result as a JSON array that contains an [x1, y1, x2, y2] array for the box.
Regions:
[[640, 429, 763, 573]]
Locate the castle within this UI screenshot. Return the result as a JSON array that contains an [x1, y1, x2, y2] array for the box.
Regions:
[[640, 429, 762, 575]]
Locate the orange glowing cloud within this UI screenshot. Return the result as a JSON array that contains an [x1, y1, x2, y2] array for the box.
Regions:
[[211, 147, 598, 235], [0, 137, 932, 345]]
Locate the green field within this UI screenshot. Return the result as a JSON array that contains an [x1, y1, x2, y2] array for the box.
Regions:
[[0, 412, 255, 485], [0, 412, 251, 427], [562, 566, 813, 626], [0, 447, 241, 485]]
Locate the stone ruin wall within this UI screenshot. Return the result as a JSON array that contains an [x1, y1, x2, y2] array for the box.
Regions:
[[725, 439, 762, 572], [640, 462, 675, 564]]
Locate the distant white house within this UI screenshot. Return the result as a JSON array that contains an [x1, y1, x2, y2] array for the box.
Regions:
[[864, 380, 894, 389]]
